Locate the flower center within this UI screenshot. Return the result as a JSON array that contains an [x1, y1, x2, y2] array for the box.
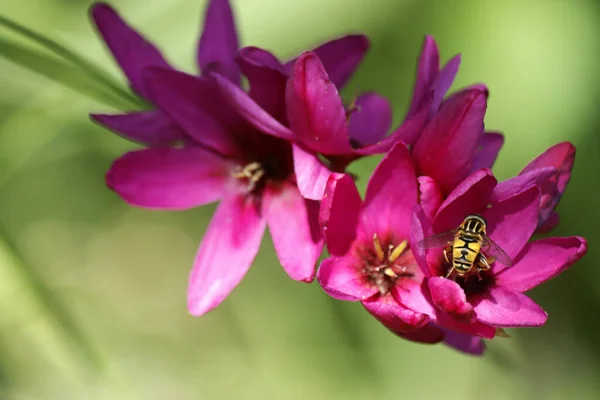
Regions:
[[455, 270, 496, 297], [361, 234, 415, 295], [232, 161, 266, 192]]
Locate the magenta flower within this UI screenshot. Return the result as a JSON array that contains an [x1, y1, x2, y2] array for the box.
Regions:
[[405, 169, 586, 349], [317, 143, 493, 354]]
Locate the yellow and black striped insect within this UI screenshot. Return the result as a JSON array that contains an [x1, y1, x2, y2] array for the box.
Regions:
[[418, 214, 513, 278]]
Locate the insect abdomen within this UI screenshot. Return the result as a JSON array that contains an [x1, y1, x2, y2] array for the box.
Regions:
[[452, 233, 483, 274]]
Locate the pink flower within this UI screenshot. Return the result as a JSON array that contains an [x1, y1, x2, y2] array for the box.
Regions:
[[407, 169, 587, 350]]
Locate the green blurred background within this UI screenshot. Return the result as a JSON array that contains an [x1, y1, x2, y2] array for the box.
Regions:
[[0, 0, 599, 398]]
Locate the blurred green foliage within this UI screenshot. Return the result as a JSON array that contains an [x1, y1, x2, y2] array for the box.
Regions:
[[0, 0, 599, 399]]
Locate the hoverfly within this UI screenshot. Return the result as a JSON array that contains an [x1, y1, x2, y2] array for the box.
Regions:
[[417, 214, 512, 278]]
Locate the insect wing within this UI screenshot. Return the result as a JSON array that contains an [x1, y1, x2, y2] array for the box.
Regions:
[[417, 230, 457, 249], [482, 236, 513, 266]]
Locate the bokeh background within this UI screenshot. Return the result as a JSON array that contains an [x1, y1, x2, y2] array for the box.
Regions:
[[0, 0, 599, 399]]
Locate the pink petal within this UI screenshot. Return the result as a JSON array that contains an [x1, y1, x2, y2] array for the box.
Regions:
[[484, 186, 541, 268], [319, 173, 362, 257], [91, 110, 185, 146], [412, 88, 487, 194], [237, 47, 287, 121], [409, 207, 439, 278], [360, 142, 416, 240], [537, 212, 559, 233], [106, 147, 231, 209], [286, 52, 352, 155], [443, 330, 485, 356], [188, 194, 267, 315], [433, 169, 497, 234], [264, 184, 323, 282], [292, 144, 332, 200], [197, 0, 240, 84], [142, 68, 239, 156], [428, 277, 476, 323], [473, 286, 547, 327], [286, 35, 370, 89], [418, 176, 443, 221], [498, 236, 587, 293], [397, 324, 445, 344], [472, 132, 504, 171], [211, 72, 295, 141], [429, 54, 461, 116], [317, 257, 378, 301], [347, 92, 392, 148], [362, 295, 429, 334], [90, 3, 171, 99], [406, 35, 439, 118], [492, 167, 557, 202]]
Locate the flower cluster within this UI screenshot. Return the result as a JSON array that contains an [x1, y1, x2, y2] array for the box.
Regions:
[[90, 0, 587, 355]]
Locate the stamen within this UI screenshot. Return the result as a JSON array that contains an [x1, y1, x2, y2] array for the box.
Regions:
[[373, 234, 385, 262], [389, 240, 408, 263], [232, 162, 266, 191], [383, 267, 397, 278]]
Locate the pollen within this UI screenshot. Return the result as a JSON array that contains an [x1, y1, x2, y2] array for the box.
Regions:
[[232, 162, 266, 191], [364, 236, 413, 295]]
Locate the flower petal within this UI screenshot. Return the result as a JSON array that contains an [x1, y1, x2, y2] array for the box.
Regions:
[[428, 277, 475, 323], [412, 88, 487, 194], [406, 35, 439, 118], [418, 176, 443, 221], [443, 330, 485, 356], [197, 0, 240, 84], [362, 295, 429, 334], [211, 72, 295, 140], [292, 144, 332, 200], [142, 68, 239, 156], [472, 132, 504, 171], [484, 186, 541, 267], [347, 92, 392, 148], [360, 142, 416, 240], [91, 110, 186, 146], [319, 173, 362, 257], [237, 47, 287, 121], [397, 324, 445, 344], [473, 286, 547, 327], [498, 236, 587, 293], [429, 54, 461, 115], [492, 167, 557, 203], [286, 35, 369, 89], [286, 52, 352, 155], [188, 194, 267, 316], [106, 147, 231, 209], [317, 257, 377, 301], [409, 207, 439, 278], [265, 183, 323, 282], [90, 3, 171, 99], [433, 169, 497, 234]]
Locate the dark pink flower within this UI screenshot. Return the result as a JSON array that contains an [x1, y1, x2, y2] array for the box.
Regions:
[[407, 169, 587, 348]]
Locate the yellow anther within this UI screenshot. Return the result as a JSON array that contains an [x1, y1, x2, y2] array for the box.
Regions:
[[373, 234, 385, 262], [383, 267, 397, 278], [389, 240, 408, 263]]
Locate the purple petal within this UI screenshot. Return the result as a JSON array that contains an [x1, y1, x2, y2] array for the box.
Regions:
[[498, 236, 587, 293], [412, 89, 487, 194], [360, 142, 416, 240], [397, 324, 445, 344], [484, 186, 540, 268], [347, 92, 392, 148], [90, 3, 171, 99], [418, 176, 443, 221], [429, 54, 461, 115], [286, 52, 352, 155], [428, 277, 475, 323], [492, 167, 557, 202], [433, 169, 497, 234], [286, 35, 370, 89], [265, 183, 323, 282], [188, 194, 267, 315], [142, 68, 239, 156], [473, 286, 547, 327], [472, 132, 504, 171], [197, 0, 240, 84], [212, 72, 295, 141], [407, 35, 439, 118], [362, 295, 429, 334], [317, 257, 378, 301], [237, 47, 287, 121], [319, 173, 362, 257], [91, 110, 186, 146], [106, 147, 231, 209], [443, 330, 485, 356], [292, 144, 333, 200]]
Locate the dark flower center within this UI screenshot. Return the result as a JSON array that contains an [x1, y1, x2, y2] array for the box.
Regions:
[[449, 266, 496, 297], [359, 234, 416, 295]]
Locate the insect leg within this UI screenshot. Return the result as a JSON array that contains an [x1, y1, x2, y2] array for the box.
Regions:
[[478, 254, 492, 271], [443, 247, 454, 278]]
